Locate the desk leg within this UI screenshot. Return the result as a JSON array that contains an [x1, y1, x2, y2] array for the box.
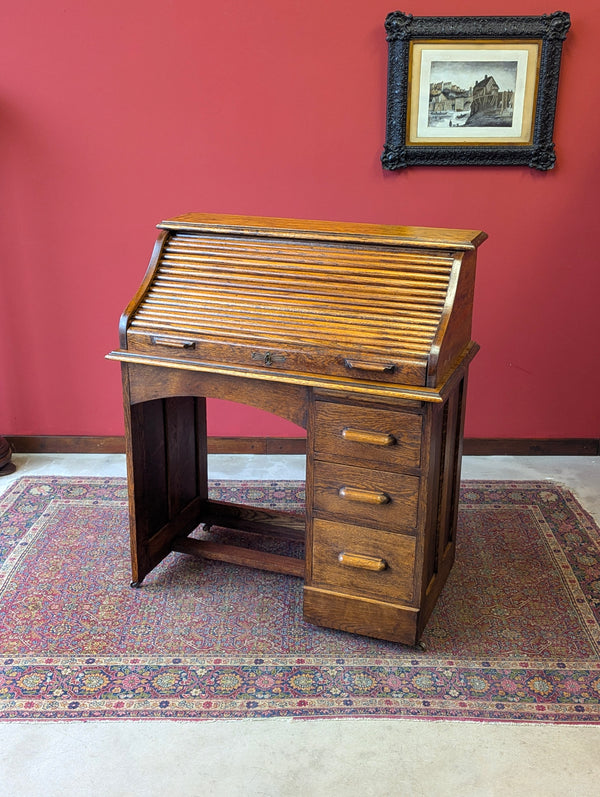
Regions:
[[124, 384, 208, 584]]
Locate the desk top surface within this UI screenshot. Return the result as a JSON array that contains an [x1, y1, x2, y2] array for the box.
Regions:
[[160, 213, 487, 252]]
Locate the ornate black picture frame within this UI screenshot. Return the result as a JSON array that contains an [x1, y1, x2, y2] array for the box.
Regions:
[[382, 11, 570, 170]]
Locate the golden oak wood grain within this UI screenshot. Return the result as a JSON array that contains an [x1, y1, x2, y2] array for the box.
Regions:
[[314, 401, 423, 471], [337, 552, 388, 571], [341, 428, 396, 446], [312, 518, 416, 603], [172, 538, 305, 578], [109, 214, 485, 645], [160, 212, 487, 250], [112, 214, 485, 390], [313, 460, 420, 533]]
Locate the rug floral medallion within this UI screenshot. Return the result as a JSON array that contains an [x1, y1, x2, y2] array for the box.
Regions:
[[0, 477, 599, 723]]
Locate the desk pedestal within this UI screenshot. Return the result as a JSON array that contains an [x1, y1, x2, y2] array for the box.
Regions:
[[123, 358, 469, 646]]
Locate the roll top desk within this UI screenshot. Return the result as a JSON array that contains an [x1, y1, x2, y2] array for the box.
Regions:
[[107, 214, 486, 645]]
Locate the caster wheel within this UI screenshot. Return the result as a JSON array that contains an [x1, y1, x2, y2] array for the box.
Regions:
[[130, 581, 143, 589]]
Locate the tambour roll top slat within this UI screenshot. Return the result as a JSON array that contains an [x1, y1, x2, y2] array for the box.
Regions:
[[118, 214, 486, 390]]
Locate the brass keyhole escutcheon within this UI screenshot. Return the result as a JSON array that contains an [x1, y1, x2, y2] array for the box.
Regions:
[[251, 351, 286, 367]]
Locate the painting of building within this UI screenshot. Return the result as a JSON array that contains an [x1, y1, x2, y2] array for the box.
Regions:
[[427, 60, 517, 128], [468, 74, 514, 125]]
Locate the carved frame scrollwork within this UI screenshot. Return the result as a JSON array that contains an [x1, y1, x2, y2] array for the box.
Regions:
[[382, 11, 570, 170]]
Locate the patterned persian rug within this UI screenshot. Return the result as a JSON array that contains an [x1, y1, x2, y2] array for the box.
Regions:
[[1, 477, 599, 724]]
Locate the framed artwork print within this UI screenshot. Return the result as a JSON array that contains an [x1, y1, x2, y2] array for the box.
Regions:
[[382, 11, 570, 170]]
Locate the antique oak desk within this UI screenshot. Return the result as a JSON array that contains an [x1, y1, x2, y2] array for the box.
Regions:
[[108, 214, 486, 646]]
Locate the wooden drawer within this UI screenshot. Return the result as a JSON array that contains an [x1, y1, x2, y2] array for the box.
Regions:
[[311, 518, 416, 603], [313, 460, 419, 533], [313, 401, 422, 470]]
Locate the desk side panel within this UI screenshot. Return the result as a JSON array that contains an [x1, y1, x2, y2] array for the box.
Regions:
[[122, 364, 209, 583], [427, 248, 478, 387]]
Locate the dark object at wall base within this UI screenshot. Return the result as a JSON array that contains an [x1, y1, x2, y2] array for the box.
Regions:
[[0, 436, 16, 476]]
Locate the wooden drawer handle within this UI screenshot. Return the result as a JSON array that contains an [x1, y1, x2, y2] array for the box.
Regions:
[[342, 427, 396, 447], [344, 359, 395, 374], [150, 335, 195, 349], [338, 486, 390, 505], [338, 552, 388, 572]]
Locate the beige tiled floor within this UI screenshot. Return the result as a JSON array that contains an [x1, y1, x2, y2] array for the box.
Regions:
[[0, 454, 599, 796]]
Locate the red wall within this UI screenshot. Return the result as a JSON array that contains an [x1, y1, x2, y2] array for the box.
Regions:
[[2, 0, 598, 439]]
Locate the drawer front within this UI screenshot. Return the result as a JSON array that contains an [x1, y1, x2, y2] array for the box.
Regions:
[[313, 401, 422, 470], [311, 518, 416, 603], [126, 332, 428, 387], [313, 461, 419, 533]]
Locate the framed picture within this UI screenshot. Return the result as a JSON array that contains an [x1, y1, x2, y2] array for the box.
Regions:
[[382, 12, 570, 170]]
